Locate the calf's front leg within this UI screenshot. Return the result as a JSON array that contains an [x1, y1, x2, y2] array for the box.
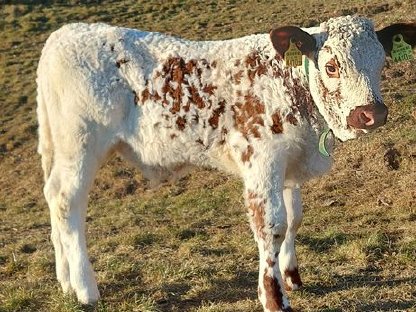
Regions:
[[244, 167, 293, 312], [280, 186, 303, 291]]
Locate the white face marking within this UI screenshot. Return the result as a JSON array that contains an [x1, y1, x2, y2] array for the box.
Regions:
[[310, 16, 386, 141]]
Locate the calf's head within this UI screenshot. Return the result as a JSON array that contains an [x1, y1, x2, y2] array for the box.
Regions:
[[271, 16, 416, 141]]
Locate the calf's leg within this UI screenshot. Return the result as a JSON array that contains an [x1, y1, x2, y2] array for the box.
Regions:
[[44, 148, 104, 304], [279, 187, 303, 290], [243, 162, 293, 312]]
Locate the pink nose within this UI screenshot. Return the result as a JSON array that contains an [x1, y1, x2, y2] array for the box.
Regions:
[[347, 103, 388, 130]]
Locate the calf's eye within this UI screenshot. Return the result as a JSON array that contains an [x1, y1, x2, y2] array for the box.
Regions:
[[325, 64, 339, 78]]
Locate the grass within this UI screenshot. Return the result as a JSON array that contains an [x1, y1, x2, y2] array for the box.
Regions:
[[1, 0, 416, 311]]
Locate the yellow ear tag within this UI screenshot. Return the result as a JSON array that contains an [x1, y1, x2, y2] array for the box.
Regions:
[[284, 39, 303, 67], [391, 34, 414, 63]]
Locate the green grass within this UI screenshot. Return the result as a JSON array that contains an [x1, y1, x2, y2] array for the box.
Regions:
[[1, 1, 416, 311]]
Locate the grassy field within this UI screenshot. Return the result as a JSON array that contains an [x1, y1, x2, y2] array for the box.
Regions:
[[0, 1, 416, 311]]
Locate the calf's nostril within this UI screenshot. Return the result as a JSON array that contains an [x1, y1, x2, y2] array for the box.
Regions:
[[359, 111, 374, 126]]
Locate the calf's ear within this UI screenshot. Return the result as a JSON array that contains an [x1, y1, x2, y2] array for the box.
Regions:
[[270, 26, 316, 59], [376, 23, 416, 56]]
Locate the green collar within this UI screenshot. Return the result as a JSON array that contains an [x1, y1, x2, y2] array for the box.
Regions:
[[318, 128, 331, 157], [304, 57, 310, 83]]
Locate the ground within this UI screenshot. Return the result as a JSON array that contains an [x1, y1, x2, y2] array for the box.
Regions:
[[0, 1, 415, 311]]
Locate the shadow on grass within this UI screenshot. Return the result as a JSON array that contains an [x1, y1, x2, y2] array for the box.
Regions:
[[297, 233, 349, 253], [304, 274, 416, 311], [91, 264, 414, 311], [157, 271, 415, 311], [157, 270, 258, 311]]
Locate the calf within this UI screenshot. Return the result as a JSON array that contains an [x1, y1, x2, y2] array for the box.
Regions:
[[37, 16, 416, 311]]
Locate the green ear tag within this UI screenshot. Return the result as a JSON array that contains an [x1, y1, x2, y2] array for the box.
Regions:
[[284, 39, 303, 67], [391, 34, 414, 63], [318, 128, 331, 158]]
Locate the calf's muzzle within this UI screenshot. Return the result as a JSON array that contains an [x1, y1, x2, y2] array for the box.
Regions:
[[347, 102, 388, 130]]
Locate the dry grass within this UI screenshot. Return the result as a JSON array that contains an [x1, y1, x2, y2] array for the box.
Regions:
[[0, 1, 415, 311]]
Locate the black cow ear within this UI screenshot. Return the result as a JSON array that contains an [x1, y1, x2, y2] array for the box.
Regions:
[[376, 23, 416, 56], [270, 26, 316, 59]]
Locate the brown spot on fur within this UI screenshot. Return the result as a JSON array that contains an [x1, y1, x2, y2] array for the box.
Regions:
[[116, 58, 129, 68], [263, 271, 293, 311], [189, 85, 206, 109], [233, 94, 265, 139], [263, 270, 286, 312], [232, 70, 244, 84], [235, 59, 241, 67], [284, 268, 303, 290], [203, 84, 217, 96], [285, 113, 298, 126], [211, 60, 217, 68], [266, 258, 276, 268], [245, 51, 268, 85], [154, 57, 215, 112], [271, 111, 284, 134], [241, 145, 254, 163], [170, 134, 177, 139], [139, 57, 224, 128], [208, 100, 226, 129], [176, 116, 186, 131], [282, 74, 315, 124], [185, 59, 198, 74], [141, 88, 151, 104], [247, 192, 266, 239]]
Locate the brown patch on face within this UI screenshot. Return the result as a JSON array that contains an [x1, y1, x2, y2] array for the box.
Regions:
[[271, 111, 283, 134], [263, 269, 285, 311], [284, 268, 303, 290], [285, 113, 298, 126], [233, 94, 265, 139], [241, 145, 254, 163], [116, 58, 129, 68], [176, 116, 186, 131], [208, 100, 226, 129], [247, 192, 266, 239]]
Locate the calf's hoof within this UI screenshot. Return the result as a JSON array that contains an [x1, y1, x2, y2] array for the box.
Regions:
[[283, 267, 303, 291]]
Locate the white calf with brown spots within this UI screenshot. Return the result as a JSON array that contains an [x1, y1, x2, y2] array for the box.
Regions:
[[37, 16, 416, 311]]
